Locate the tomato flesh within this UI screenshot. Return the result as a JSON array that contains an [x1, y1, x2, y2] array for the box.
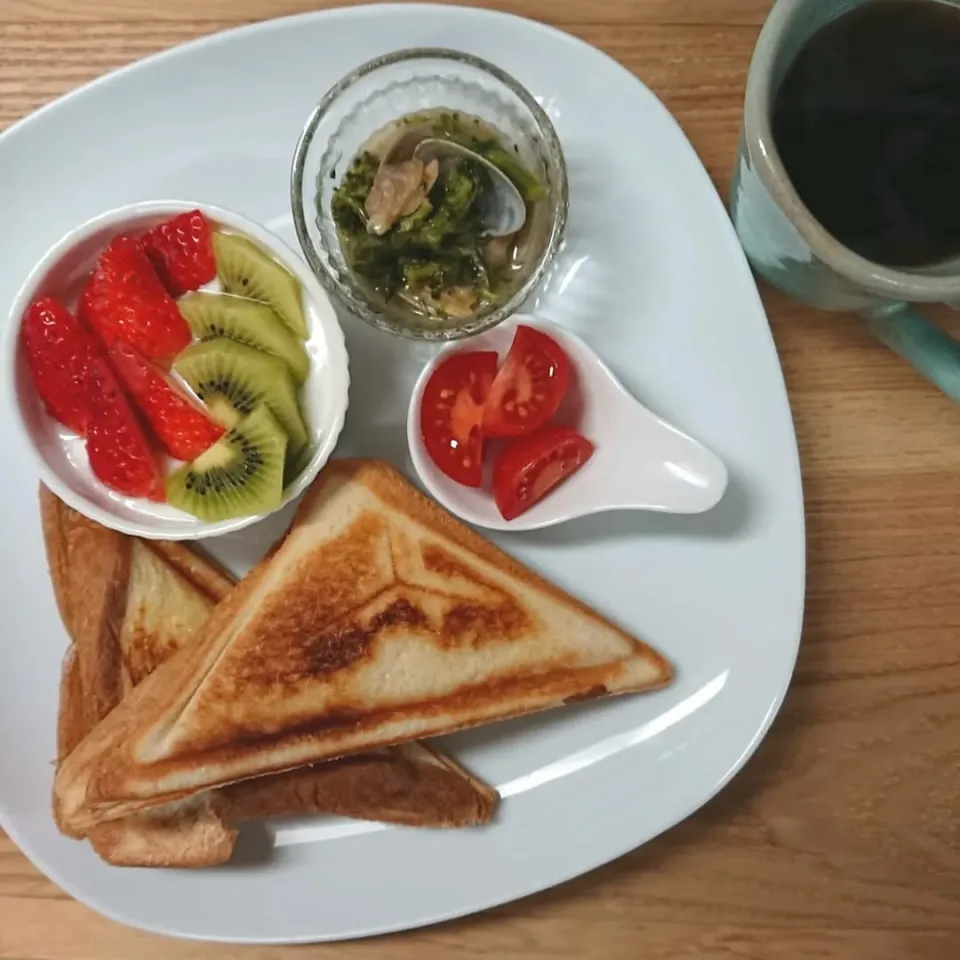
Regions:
[[483, 325, 571, 439], [420, 351, 498, 486], [493, 426, 595, 521]]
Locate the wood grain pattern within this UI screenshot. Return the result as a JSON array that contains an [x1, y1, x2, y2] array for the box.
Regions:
[[1, 2, 959, 959]]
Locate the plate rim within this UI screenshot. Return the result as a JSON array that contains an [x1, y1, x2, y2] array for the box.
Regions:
[[0, 2, 806, 944]]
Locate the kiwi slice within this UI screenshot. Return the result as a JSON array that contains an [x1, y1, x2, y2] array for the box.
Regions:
[[167, 404, 288, 521], [212, 232, 308, 340], [174, 338, 309, 453], [179, 292, 310, 384], [205, 394, 242, 429], [283, 442, 315, 488]]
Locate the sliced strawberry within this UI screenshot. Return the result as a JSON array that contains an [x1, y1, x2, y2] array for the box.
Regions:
[[20, 296, 97, 436], [86, 355, 165, 501], [142, 209, 217, 297], [79, 235, 191, 364], [107, 340, 224, 461]]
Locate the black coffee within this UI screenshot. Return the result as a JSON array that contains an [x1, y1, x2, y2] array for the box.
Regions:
[[771, 0, 960, 268]]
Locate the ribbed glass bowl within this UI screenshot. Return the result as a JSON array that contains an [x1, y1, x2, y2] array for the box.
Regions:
[[290, 48, 568, 341]]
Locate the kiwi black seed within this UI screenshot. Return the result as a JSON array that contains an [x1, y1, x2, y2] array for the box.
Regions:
[[174, 338, 308, 453], [212, 232, 308, 340], [178, 292, 310, 384], [166, 404, 288, 521]]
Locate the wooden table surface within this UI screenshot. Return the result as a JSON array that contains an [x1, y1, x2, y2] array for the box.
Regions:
[[2, 1, 959, 958]]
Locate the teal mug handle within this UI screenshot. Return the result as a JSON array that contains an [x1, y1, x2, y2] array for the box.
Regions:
[[863, 304, 960, 402]]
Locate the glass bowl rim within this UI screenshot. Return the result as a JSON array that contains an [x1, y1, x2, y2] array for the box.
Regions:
[[289, 45, 569, 341]]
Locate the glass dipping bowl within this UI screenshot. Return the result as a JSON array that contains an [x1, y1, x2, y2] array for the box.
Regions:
[[291, 47, 568, 341]]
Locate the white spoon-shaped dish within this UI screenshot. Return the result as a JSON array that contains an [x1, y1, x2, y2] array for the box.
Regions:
[[407, 315, 729, 531]]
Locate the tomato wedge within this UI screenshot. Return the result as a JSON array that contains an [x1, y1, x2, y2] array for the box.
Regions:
[[420, 350, 498, 486], [493, 426, 595, 521], [483, 325, 571, 439]]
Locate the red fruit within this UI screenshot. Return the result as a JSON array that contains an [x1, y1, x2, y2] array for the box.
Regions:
[[142, 209, 217, 297], [492, 426, 595, 521], [107, 340, 224, 461], [482, 325, 572, 439], [79, 235, 191, 364], [85, 356, 165, 501], [20, 296, 97, 436], [419, 350, 499, 487]]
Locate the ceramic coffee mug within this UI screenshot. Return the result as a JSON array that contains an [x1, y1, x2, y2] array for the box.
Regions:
[[731, 0, 960, 401]]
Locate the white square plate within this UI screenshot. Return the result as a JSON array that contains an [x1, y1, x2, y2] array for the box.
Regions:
[[0, 3, 804, 943]]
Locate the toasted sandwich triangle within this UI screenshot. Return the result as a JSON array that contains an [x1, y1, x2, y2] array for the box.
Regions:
[[44, 487, 496, 862], [55, 459, 671, 833]]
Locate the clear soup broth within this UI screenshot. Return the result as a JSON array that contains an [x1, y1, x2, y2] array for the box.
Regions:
[[330, 108, 550, 327]]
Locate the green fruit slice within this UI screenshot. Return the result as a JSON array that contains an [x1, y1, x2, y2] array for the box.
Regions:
[[174, 337, 308, 453], [212, 232, 308, 340], [167, 404, 288, 522], [179, 291, 310, 384], [283, 442, 315, 488]]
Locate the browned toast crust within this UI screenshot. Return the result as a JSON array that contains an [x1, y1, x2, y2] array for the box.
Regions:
[[311, 460, 673, 681], [54, 459, 668, 831], [221, 743, 497, 828], [42, 487, 235, 738], [41, 487, 130, 734], [87, 794, 238, 868], [56, 649, 86, 764], [45, 483, 499, 858], [42, 484, 237, 849], [147, 540, 235, 604]]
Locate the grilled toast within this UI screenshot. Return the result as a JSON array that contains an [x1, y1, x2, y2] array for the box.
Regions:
[[43, 487, 497, 864], [44, 487, 240, 862], [54, 459, 671, 834]]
